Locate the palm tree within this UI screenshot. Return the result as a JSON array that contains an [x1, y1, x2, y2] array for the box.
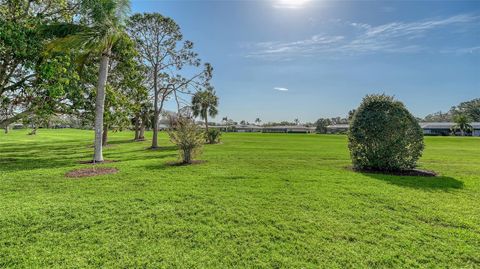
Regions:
[[452, 114, 473, 136], [294, 118, 300, 125], [191, 86, 219, 133], [255, 118, 261, 125], [47, 0, 130, 162]]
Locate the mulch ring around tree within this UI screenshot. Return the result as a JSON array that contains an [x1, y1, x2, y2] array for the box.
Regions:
[[347, 167, 437, 177], [66, 167, 119, 178]]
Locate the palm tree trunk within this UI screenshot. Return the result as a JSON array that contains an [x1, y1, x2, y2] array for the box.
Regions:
[[102, 124, 108, 146], [93, 50, 111, 162]]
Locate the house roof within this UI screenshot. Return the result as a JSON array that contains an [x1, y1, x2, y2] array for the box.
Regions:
[[420, 122, 480, 129], [326, 122, 480, 130], [326, 124, 349, 129], [235, 125, 263, 129], [262, 125, 316, 130]]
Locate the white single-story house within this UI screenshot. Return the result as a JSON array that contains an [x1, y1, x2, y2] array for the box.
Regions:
[[262, 125, 316, 133], [206, 125, 316, 133], [326, 124, 349, 134], [326, 122, 480, 136], [235, 125, 264, 132], [420, 122, 480, 136]]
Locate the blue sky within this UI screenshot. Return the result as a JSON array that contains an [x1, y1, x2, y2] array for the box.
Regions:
[[131, 0, 480, 123]]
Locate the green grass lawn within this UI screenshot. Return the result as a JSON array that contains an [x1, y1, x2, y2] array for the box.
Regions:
[[0, 129, 479, 268]]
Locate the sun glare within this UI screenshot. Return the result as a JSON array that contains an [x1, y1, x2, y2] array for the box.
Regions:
[[274, 0, 311, 9]]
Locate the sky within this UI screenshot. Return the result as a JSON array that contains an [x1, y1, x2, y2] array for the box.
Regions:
[[131, 0, 480, 123]]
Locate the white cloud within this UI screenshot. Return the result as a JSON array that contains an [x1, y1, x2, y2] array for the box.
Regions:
[[274, 87, 289, 91], [244, 13, 479, 59]]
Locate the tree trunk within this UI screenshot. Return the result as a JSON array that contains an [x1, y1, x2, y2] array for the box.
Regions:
[[139, 119, 145, 140], [4, 125, 8, 134], [134, 115, 140, 141], [151, 66, 159, 149], [204, 115, 209, 133], [183, 149, 191, 164], [102, 124, 108, 146], [93, 50, 111, 162]]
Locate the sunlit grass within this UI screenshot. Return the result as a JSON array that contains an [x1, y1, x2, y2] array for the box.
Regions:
[[0, 129, 479, 267]]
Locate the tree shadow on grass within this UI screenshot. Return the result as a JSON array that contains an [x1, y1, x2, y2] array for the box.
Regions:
[[0, 140, 90, 172], [361, 172, 464, 191]]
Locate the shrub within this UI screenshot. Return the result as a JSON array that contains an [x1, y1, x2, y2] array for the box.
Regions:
[[168, 117, 204, 164], [206, 128, 221, 144], [348, 94, 424, 171]]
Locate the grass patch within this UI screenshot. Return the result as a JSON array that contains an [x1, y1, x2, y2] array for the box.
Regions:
[[0, 129, 479, 267]]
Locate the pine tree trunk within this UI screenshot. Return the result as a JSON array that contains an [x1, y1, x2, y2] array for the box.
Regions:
[[152, 107, 159, 148], [102, 124, 108, 146], [151, 67, 159, 149], [93, 50, 111, 162]]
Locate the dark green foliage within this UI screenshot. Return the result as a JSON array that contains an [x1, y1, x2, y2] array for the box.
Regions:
[[452, 98, 480, 122], [348, 94, 424, 171], [315, 118, 332, 133], [192, 86, 219, 132], [206, 128, 222, 144], [451, 114, 473, 136]]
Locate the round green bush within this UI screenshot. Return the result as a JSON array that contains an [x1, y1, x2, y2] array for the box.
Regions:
[[348, 94, 424, 171]]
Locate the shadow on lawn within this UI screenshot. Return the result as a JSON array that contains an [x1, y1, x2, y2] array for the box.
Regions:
[[363, 173, 464, 190], [0, 140, 177, 172]]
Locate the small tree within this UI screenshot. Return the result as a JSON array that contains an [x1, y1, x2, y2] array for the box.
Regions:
[[452, 114, 473, 136], [191, 86, 219, 135], [255, 118, 261, 125], [168, 116, 204, 164], [348, 94, 424, 171]]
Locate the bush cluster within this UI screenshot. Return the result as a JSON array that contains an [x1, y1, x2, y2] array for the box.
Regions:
[[168, 117, 204, 164], [348, 94, 424, 171], [206, 128, 221, 144]]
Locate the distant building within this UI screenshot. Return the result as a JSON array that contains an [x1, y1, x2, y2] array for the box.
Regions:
[[325, 122, 480, 136], [206, 125, 316, 133], [262, 125, 316, 133], [235, 125, 263, 132], [326, 124, 349, 134], [420, 122, 480, 136]]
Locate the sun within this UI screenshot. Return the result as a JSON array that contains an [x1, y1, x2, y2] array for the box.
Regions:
[[274, 0, 311, 9]]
